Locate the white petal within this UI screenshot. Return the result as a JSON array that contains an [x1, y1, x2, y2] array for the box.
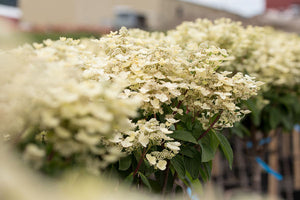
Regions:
[[157, 160, 167, 170], [138, 133, 149, 147], [146, 154, 156, 165]]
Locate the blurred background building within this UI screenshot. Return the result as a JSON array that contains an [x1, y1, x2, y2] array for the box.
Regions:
[[17, 0, 251, 31], [0, 0, 20, 24], [0, 0, 300, 33]]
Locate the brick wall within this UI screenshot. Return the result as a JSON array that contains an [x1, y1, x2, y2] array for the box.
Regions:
[[266, 0, 299, 9]]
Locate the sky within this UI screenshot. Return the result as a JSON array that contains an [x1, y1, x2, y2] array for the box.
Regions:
[[181, 0, 266, 18]]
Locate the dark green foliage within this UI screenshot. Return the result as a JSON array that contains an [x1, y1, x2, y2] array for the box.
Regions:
[[170, 130, 197, 144], [244, 98, 262, 127], [184, 151, 202, 180], [119, 156, 132, 171], [213, 132, 233, 169], [232, 87, 300, 142], [170, 155, 185, 178], [139, 172, 152, 190]]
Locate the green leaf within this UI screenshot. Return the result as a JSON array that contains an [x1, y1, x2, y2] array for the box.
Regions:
[[119, 155, 132, 171], [170, 130, 197, 144], [170, 155, 186, 178], [213, 132, 233, 169], [125, 172, 133, 184], [191, 121, 203, 139], [186, 118, 193, 131], [198, 140, 214, 162], [244, 98, 261, 126], [278, 94, 297, 107], [231, 123, 250, 138], [184, 151, 201, 179], [282, 115, 293, 131], [198, 130, 219, 162], [198, 162, 212, 182], [199, 167, 208, 182], [180, 146, 198, 158], [175, 124, 184, 131], [203, 161, 212, 179], [269, 108, 281, 129], [179, 114, 189, 123], [208, 130, 220, 154], [138, 172, 152, 190], [186, 171, 203, 191]]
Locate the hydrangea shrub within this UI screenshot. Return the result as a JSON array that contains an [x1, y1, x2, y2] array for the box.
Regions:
[[0, 23, 265, 193]]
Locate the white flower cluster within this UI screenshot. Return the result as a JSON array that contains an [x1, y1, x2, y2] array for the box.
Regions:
[[106, 118, 180, 169], [1, 25, 262, 172], [109, 118, 175, 150], [0, 41, 140, 172], [167, 18, 300, 90], [83, 27, 262, 129]]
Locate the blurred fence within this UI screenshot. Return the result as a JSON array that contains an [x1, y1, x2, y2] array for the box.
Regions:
[[212, 126, 300, 200]]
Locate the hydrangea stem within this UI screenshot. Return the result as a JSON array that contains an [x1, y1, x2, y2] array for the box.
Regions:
[[197, 110, 223, 141], [172, 90, 188, 115], [133, 148, 147, 178], [162, 160, 171, 195]]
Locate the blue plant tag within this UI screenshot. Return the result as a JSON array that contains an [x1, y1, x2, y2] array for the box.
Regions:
[[294, 124, 300, 132], [187, 187, 199, 200], [255, 157, 283, 181], [246, 137, 271, 149]]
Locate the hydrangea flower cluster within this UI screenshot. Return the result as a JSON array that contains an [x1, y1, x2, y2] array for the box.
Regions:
[[0, 26, 262, 174], [83, 27, 262, 129], [167, 18, 300, 90], [107, 118, 180, 170], [0, 42, 140, 173], [109, 118, 176, 150]]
